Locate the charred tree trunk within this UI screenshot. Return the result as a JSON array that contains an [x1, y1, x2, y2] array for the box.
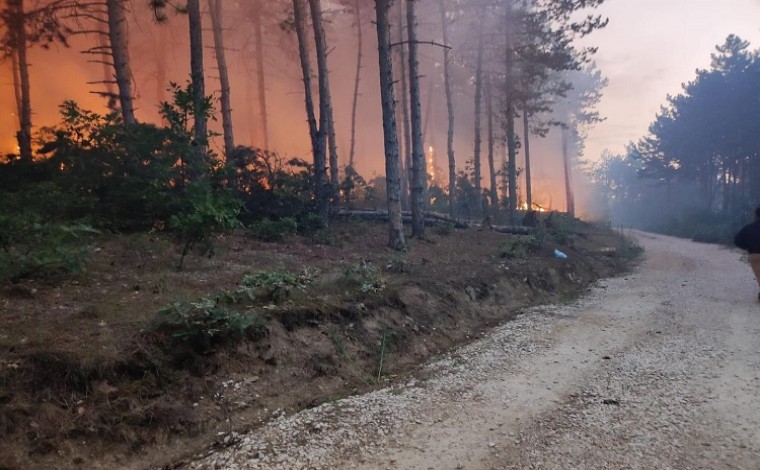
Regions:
[[9, 0, 32, 162], [562, 126, 575, 215], [398, 0, 412, 210], [486, 76, 498, 212], [106, 0, 136, 125], [293, 0, 328, 222], [187, 0, 208, 167], [348, 0, 363, 167], [406, 0, 426, 238], [156, 26, 168, 110], [504, 0, 518, 224], [472, 17, 485, 216], [252, 0, 269, 149], [523, 109, 532, 209], [308, 0, 340, 204], [94, 10, 118, 113], [439, 0, 456, 217], [375, 0, 406, 250], [209, 0, 234, 157]]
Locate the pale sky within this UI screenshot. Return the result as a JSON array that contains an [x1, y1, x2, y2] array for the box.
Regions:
[[581, 0, 760, 161]]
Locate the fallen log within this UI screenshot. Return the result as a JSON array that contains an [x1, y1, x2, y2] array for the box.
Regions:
[[333, 209, 533, 234]]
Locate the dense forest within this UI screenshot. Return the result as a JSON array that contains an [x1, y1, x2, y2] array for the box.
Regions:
[[587, 35, 760, 243], [0, 0, 611, 281]]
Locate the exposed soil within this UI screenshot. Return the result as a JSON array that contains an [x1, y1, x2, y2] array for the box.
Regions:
[[0, 217, 635, 469]]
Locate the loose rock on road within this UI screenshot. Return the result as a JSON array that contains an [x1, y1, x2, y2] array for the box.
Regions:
[[189, 232, 760, 469]]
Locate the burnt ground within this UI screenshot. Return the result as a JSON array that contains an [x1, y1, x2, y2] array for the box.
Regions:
[[0, 216, 639, 470]]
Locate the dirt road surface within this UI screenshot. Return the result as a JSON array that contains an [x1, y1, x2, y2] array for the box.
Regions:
[[188, 232, 760, 470]]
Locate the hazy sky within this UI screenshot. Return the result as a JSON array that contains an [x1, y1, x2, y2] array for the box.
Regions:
[[581, 0, 760, 161]]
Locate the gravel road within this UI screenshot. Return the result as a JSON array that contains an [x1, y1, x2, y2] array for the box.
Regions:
[[188, 232, 760, 470]]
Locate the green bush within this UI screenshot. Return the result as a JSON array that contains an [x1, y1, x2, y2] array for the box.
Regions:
[[241, 268, 319, 302], [169, 183, 242, 268], [498, 234, 541, 260], [0, 214, 98, 282], [343, 260, 386, 294], [152, 297, 266, 353], [249, 217, 298, 242]]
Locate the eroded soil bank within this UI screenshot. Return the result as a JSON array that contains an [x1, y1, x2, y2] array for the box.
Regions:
[[0, 218, 636, 469]]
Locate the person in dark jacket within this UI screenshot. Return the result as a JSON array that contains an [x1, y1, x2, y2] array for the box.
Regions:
[[734, 206, 760, 300]]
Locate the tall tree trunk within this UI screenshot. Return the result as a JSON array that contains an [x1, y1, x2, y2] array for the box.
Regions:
[[523, 109, 532, 209], [209, 0, 234, 157], [439, 0, 456, 217], [292, 0, 328, 222], [562, 127, 575, 215], [252, 0, 269, 149], [472, 16, 485, 216], [156, 25, 168, 108], [10, 47, 22, 126], [375, 0, 406, 250], [9, 0, 32, 162], [95, 9, 117, 113], [406, 0, 426, 238], [504, 0, 518, 224], [398, 0, 412, 210], [308, 0, 340, 204], [187, 0, 208, 173], [486, 76, 498, 212], [106, 0, 136, 125], [348, 0, 363, 167]]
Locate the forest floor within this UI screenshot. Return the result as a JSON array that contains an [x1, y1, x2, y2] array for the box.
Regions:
[[0, 216, 638, 470]]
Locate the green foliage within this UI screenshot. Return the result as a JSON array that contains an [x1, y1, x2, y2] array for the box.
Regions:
[[433, 222, 455, 236], [241, 268, 320, 302], [169, 183, 242, 268], [248, 217, 298, 242], [658, 209, 744, 245], [152, 297, 266, 353], [499, 235, 542, 259], [0, 208, 98, 282], [343, 260, 386, 294]]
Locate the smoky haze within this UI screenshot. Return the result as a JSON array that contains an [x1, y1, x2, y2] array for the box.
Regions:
[[1, 0, 602, 215]]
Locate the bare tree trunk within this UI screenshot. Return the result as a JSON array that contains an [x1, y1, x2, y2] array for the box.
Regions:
[[10, 48, 22, 126], [523, 109, 532, 209], [375, 0, 406, 250], [472, 16, 485, 215], [504, 0, 518, 224], [252, 0, 269, 149], [209, 0, 234, 157], [106, 0, 136, 125], [9, 0, 32, 162], [95, 9, 117, 113], [308, 0, 340, 204], [348, 0, 363, 167], [187, 0, 207, 163], [156, 25, 167, 108], [439, 0, 456, 217], [486, 76, 498, 212], [562, 126, 575, 215], [293, 0, 328, 222], [406, 0, 426, 238], [398, 0, 412, 210]]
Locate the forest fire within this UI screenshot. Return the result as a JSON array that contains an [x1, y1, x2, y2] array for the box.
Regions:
[[519, 201, 549, 212]]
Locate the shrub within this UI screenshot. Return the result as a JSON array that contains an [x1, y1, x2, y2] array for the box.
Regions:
[[169, 183, 242, 268], [0, 215, 98, 282], [498, 235, 541, 260], [249, 217, 298, 242], [343, 260, 386, 294], [241, 268, 319, 302], [152, 297, 267, 353]]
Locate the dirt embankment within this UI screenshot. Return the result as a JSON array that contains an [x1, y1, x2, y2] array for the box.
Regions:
[[0, 217, 637, 469]]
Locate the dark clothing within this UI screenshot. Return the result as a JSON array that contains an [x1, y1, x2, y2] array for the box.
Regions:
[[734, 220, 760, 254]]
